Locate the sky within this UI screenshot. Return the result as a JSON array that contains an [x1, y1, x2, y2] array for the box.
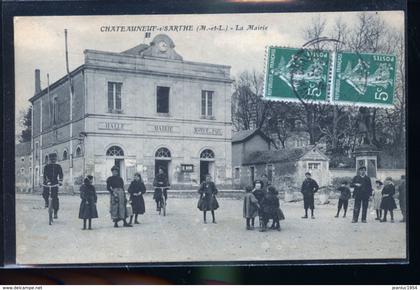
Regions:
[[14, 11, 404, 134]]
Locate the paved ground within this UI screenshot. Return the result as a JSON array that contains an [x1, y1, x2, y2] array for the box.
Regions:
[[15, 193, 406, 265]]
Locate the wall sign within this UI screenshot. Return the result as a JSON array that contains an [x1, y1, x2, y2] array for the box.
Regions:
[[98, 122, 131, 131], [193, 127, 223, 136], [181, 164, 194, 172], [148, 124, 180, 134]]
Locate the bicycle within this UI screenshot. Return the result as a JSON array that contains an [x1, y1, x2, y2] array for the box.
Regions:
[[43, 184, 59, 225], [155, 186, 169, 216]]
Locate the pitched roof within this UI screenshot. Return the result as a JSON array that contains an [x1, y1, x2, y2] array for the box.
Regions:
[[242, 146, 328, 166], [232, 128, 271, 144], [15, 142, 31, 157]]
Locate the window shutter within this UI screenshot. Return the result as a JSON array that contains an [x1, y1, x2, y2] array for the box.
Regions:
[[108, 82, 114, 111]]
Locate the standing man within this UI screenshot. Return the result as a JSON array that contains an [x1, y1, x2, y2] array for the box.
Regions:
[[42, 154, 63, 219], [398, 175, 406, 222], [350, 166, 373, 223], [300, 172, 319, 219]]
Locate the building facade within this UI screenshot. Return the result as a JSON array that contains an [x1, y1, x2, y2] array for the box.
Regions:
[[30, 34, 233, 191]]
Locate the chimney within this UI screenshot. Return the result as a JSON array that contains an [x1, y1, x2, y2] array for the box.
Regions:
[[34, 69, 41, 95]]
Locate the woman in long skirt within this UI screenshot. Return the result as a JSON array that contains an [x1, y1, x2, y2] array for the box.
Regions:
[[197, 174, 219, 224], [372, 180, 384, 220], [380, 177, 397, 223], [127, 173, 146, 224], [106, 166, 132, 228], [78, 175, 98, 230]]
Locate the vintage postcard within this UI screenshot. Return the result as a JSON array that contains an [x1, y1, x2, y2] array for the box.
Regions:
[[14, 11, 406, 265]]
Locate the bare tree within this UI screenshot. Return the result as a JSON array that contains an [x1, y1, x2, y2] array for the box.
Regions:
[[231, 70, 271, 131]]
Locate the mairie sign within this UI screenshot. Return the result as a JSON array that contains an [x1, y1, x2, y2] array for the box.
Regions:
[[264, 47, 397, 108], [333, 52, 396, 107]]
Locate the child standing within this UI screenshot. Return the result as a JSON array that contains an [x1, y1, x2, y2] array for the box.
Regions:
[[260, 186, 281, 232], [197, 174, 219, 224], [243, 185, 259, 230], [335, 181, 351, 218], [380, 177, 397, 223], [372, 180, 384, 220], [78, 175, 98, 230], [252, 181, 265, 228]]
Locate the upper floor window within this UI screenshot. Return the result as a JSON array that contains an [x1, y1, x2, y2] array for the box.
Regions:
[[21, 157, 25, 162], [201, 90, 213, 117], [35, 142, 39, 161], [108, 82, 122, 113], [52, 97, 58, 124], [156, 86, 170, 114]]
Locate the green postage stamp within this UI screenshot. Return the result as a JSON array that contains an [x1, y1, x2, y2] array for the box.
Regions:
[[264, 47, 331, 103], [332, 52, 396, 108], [264, 47, 397, 108]]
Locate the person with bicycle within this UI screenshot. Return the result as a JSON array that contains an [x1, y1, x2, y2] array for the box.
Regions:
[[42, 154, 63, 219], [153, 167, 170, 212]]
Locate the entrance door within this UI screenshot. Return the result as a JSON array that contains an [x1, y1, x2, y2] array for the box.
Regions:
[[115, 158, 125, 181], [155, 160, 170, 177], [200, 161, 209, 184]]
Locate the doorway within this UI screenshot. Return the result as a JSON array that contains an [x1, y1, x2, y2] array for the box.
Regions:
[[200, 160, 215, 184], [115, 158, 125, 181], [155, 159, 170, 177]]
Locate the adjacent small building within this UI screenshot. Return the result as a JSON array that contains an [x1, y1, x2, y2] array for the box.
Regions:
[[232, 129, 330, 190], [15, 142, 32, 193]]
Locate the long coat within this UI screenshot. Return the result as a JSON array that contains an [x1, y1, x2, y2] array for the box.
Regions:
[[78, 184, 98, 219], [243, 192, 259, 218], [107, 175, 127, 220], [197, 181, 219, 211], [381, 183, 397, 210], [301, 178, 319, 209], [398, 180, 406, 211], [153, 173, 169, 200], [351, 175, 372, 200], [128, 180, 146, 215], [261, 193, 284, 220]]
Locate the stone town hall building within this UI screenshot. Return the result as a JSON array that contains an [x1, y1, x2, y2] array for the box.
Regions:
[[29, 34, 233, 191]]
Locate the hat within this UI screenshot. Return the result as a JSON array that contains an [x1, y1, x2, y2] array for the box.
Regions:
[[385, 177, 393, 182], [375, 180, 383, 185], [305, 172, 311, 176], [358, 166, 367, 170], [111, 165, 119, 172]]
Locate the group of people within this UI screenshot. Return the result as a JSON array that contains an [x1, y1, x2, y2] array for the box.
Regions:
[[302, 166, 406, 223], [41, 155, 406, 231], [243, 176, 285, 232]]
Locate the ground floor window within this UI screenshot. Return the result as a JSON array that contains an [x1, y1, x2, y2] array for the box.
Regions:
[[234, 167, 240, 180]]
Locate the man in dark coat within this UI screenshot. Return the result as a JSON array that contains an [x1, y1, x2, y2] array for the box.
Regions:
[[153, 167, 170, 211], [398, 175, 406, 222], [350, 166, 373, 223], [301, 172, 319, 219], [42, 154, 63, 219]]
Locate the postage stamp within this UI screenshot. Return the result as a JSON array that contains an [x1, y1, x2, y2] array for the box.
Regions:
[[332, 52, 397, 108], [263, 47, 331, 104]]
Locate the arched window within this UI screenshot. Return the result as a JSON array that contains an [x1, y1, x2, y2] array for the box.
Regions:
[[76, 146, 82, 157], [63, 150, 68, 160], [200, 149, 215, 159], [155, 147, 171, 159], [106, 146, 124, 157]]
